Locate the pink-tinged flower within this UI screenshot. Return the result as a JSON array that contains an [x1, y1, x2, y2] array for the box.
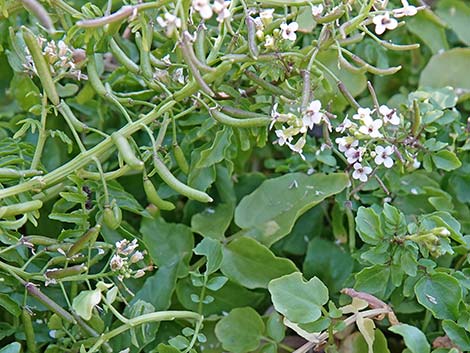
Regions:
[[352, 162, 372, 182], [345, 147, 365, 164], [394, 0, 418, 18], [311, 4, 324, 17], [192, 0, 213, 19], [280, 22, 299, 41], [336, 117, 355, 133], [260, 8, 275, 26], [374, 145, 394, 168], [359, 116, 383, 138], [379, 105, 400, 125], [372, 12, 398, 35], [275, 129, 291, 146], [302, 100, 323, 130], [157, 13, 182, 36], [335, 136, 358, 152], [352, 107, 372, 121], [213, 0, 230, 22]]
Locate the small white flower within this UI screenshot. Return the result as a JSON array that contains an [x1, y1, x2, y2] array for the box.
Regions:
[[374, 145, 394, 168], [372, 12, 398, 35], [311, 4, 324, 17], [359, 116, 383, 138], [302, 100, 323, 130], [335, 136, 358, 152], [130, 251, 144, 263], [280, 22, 299, 41], [287, 136, 306, 159], [157, 13, 182, 36], [352, 162, 372, 182], [394, 0, 418, 18], [110, 255, 125, 271], [352, 107, 372, 121], [264, 35, 275, 49], [336, 117, 355, 133], [192, 0, 213, 19], [173, 68, 185, 85], [134, 269, 146, 278], [275, 129, 291, 146], [212, 0, 230, 22], [345, 147, 365, 164], [260, 9, 275, 26], [379, 105, 400, 125]]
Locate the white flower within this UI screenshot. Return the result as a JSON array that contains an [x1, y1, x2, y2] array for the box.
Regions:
[[212, 0, 230, 22], [302, 100, 323, 130], [374, 145, 394, 168], [264, 35, 275, 49], [372, 12, 398, 35], [359, 116, 383, 138], [287, 136, 306, 159], [157, 13, 182, 36], [260, 9, 274, 26], [352, 162, 372, 182], [311, 4, 324, 17], [110, 255, 125, 271], [335, 136, 358, 152], [192, 0, 213, 19], [394, 0, 418, 18], [379, 105, 400, 125], [336, 117, 355, 133], [275, 129, 291, 146], [173, 68, 185, 84], [134, 269, 146, 278], [352, 107, 372, 121], [280, 22, 299, 41], [345, 147, 365, 164], [130, 250, 144, 263]]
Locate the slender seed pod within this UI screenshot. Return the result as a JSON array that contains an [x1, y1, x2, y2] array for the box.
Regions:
[[412, 99, 421, 137], [182, 31, 214, 72], [66, 225, 101, 258], [153, 156, 212, 203], [245, 16, 259, 60], [22, 27, 59, 105], [173, 143, 189, 174], [195, 24, 207, 63], [109, 38, 140, 74], [377, 40, 420, 51], [143, 177, 175, 211], [21, 0, 54, 32], [0, 168, 42, 178], [245, 71, 297, 100], [337, 82, 360, 109], [337, 33, 365, 46], [57, 101, 88, 133], [0, 200, 42, 218], [45, 264, 88, 280], [210, 108, 270, 128], [76, 5, 134, 28], [220, 106, 266, 119], [22, 235, 57, 246], [338, 55, 366, 74], [314, 7, 345, 24], [103, 202, 122, 230], [86, 54, 108, 96], [111, 133, 144, 170], [22, 307, 37, 353]]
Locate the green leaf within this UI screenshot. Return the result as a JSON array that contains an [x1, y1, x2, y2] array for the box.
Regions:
[[0, 342, 21, 353], [196, 127, 233, 168], [266, 311, 285, 343], [436, 0, 470, 46], [221, 237, 298, 289], [10, 73, 40, 111], [431, 150, 462, 171], [194, 237, 223, 275], [215, 307, 265, 353], [235, 173, 348, 246], [442, 320, 470, 351], [0, 294, 21, 317], [414, 272, 462, 320], [72, 289, 101, 321], [420, 48, 470, 90], [389, 324, 430, 353], [407, 11, 448, 54], [344, 330, 390, 353], [268, 272, 329, 324], [191, 203, 233, 240], [356, 207, 384, 245], [355, 265, 392, 300]]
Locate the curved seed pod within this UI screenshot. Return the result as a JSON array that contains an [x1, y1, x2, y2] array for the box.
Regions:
[[173, 143, 189, 174], [103, 202, 122, 230], [57, 101, 88, 132], [314, 7, 345, 24], [86, 54, 108, 96], [45, 264, 88, 279], [143, 177, 175, 211], [22, 27, 59, 105], [220, 106, 267, 119], [210, 108, 270, 128], [0, 200, 42, 218], [76, 5, 134, 28], [109, 38, 139, 74], [22, 235, 57, 246], [21, 0, 54, 32], [67, 225, 101, 258], [153, 156, 212, 203], [244, 71, 297, 100], [378, 40, 420, 51], [111, 133, 144, 170]]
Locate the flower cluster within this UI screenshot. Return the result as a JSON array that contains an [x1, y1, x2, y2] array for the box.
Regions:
[[110, 239, 150, 280], [335, 105, 400, 182], [191, 0, 230, 22], [371, 0, 418, 35], [24, 37, 86, 80]]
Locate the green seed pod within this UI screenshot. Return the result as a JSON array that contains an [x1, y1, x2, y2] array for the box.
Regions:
[[86, 53, 108, 96], [45, 264, 88, 279], [173, 143, 189, 174], [210, 108, 270, 128], [66, 225, 101, 258], [111, 133, 144, 170], [103, 202, 122, 230], [143, 177, 175, 211], [22, 307, 37, 353], [57, 101, 88, 132], [0, 200, 43, 218], [22, 235, 57, 246]]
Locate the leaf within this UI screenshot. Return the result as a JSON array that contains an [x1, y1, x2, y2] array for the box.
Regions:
[[355, 207, 384, 245], [431, 150, 462, 171], [420, 48, 470, 90], [72, 289, 102, 321], [193, 237, 223, 275], [107, 181, 145, 215], [356, 316, 375, 353], [389, 324, 430, 353], [124, 300, 158, 348], [141, 216, 194, 277], [214, 307, 265, 353], [414, 272, 462, 320], [235, 173, 349, 246], [191, 203, 233, 240], [342, 330, 390, 353], [196, 127, 233, 168], [303, 238, 353, 294], [266, 312, 285, 343], [221, 237, 298, 289], [0, 294, 21, 317], [0, 343, 21, 353], [268, 272, 329, 324], [354, 265, 392, 300], [436, 0, 470, 46], [407, 11, 448, 54], [442, 320, 470, 351]]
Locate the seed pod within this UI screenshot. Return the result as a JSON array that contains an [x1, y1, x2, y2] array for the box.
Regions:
[[22, 235, 57, 246], [210, 108, 270, 128], [0, 200, 42, 218], [66, 225, 101, 258], [45, 264, 88, 279], [173, 143, 189, 174], [103, 202, 122, 230], [143, 177, 175, 211], [21, 0, 54, 33], [220, 106, 267, 119], [57, 101, 88, 132], [22, 307, 37, 353], [411, 99, 421, 137], [245, 70, 297, 100], [0, 168, 42, 179], [111, 133, 144, 170], [86, 54, 108, 96], [246, 16, 259, 59]]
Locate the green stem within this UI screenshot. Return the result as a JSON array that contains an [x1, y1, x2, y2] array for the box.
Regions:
[[31, 93, 49, 170]]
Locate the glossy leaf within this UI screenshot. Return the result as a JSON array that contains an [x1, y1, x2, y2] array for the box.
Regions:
[[389, 324, 430, 353]]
